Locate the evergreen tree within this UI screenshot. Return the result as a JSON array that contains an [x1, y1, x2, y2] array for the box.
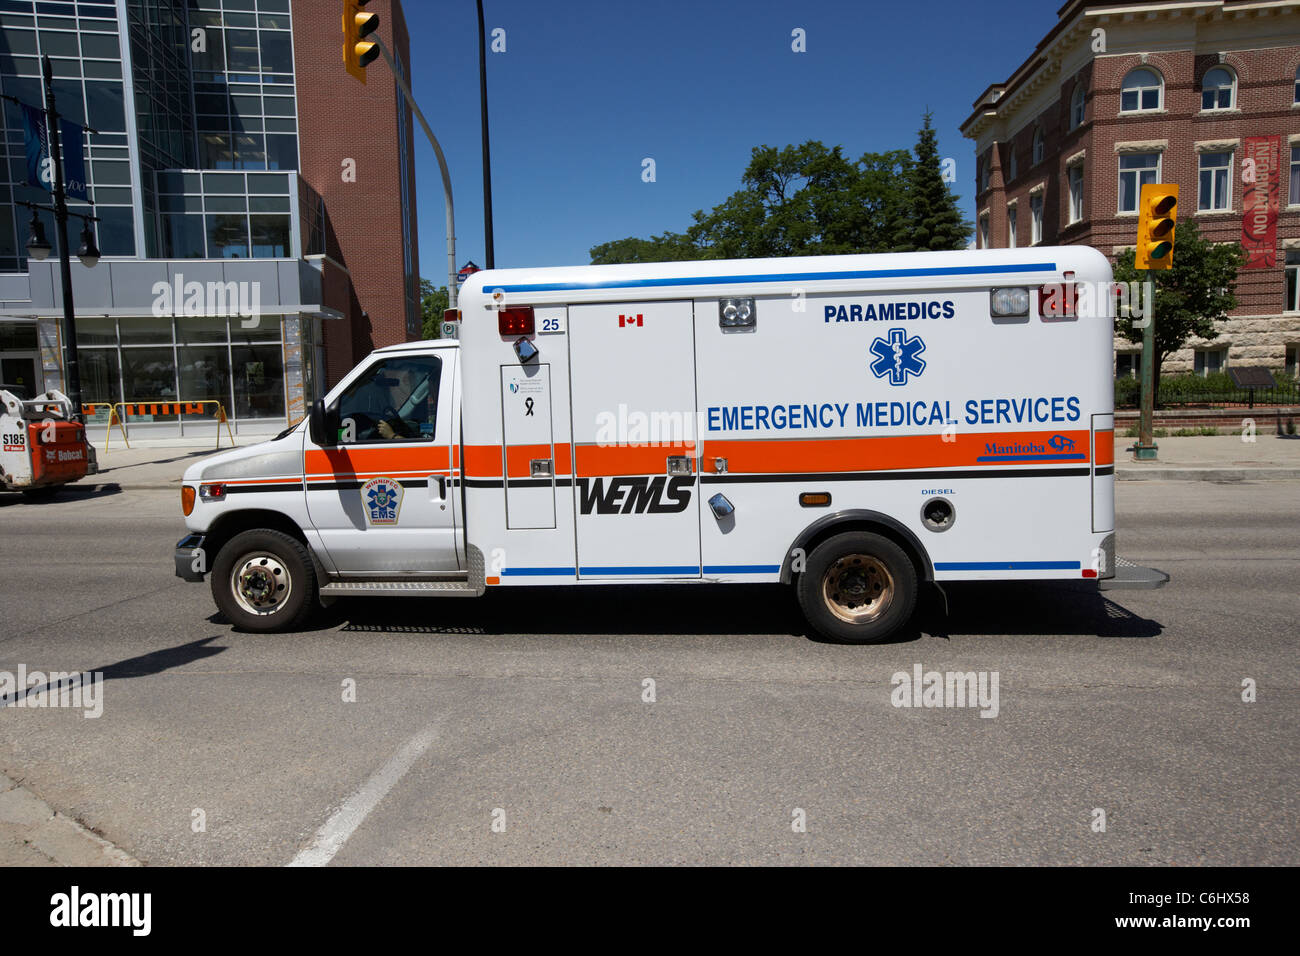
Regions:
[[893, 111, 971, 252]]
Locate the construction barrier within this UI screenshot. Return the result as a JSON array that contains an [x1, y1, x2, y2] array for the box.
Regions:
[[114, 400, 235, 450], [80, 402, 130, 451]]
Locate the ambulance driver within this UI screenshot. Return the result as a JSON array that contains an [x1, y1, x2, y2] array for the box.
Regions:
[[376, 359, 437, 440]]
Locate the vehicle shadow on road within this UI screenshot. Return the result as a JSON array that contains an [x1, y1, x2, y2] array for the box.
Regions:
[[0, 483, 123, 506], [282, 580, 1164, 644], [1, 637, 228, 708]]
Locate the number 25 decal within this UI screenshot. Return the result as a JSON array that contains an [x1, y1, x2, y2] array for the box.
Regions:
[[538, 316, 564, 334]]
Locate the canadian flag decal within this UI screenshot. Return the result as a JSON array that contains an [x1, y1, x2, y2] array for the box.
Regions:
[[618, 313, 644, 328]]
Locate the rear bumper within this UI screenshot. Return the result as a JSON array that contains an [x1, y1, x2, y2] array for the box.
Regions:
[[174, 534, 207, 582], [1098, 557, 1170, 591]]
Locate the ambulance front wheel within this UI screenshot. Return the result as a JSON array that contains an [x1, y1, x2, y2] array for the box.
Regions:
[[797, 531, 917, 644], [211, 529, 316, 632]]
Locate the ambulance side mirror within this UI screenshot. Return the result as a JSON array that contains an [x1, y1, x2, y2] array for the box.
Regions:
[[309, 399, 334, 447]]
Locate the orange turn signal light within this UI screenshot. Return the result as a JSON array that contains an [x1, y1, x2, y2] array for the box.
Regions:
[[182, 486, 196, 515], [799, 492, 832, 507]]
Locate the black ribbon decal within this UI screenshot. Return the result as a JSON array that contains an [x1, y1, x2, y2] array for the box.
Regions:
[[525, 397, 535, 416]]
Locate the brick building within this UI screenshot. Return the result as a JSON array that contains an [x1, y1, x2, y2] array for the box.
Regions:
[[960, 0, 1300, 378], [0, 0, 420, 437]]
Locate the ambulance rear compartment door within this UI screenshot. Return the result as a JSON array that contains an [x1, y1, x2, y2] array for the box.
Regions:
[[501, 363, 555, 529], [568, 300, 701, 578]]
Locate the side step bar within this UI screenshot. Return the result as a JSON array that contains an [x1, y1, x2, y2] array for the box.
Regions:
[[1098, 557, 1170, 591], [320, 580, 482, 597]]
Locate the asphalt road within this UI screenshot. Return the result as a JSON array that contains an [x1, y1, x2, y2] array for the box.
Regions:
[[0, 480, 1295, 865]]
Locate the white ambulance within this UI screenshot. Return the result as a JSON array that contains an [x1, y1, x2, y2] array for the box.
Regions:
[[175, 248, 1167, 642]]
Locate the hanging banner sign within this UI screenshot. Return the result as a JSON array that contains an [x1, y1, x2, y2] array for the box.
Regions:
[[22, 103, 89, 201], [1240, 135, 1280, 270]]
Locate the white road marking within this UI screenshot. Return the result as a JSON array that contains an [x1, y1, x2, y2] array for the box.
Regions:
[[288, 718, 445, 867]]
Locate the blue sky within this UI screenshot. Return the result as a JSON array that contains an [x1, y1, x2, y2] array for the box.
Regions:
[[403, 0, 1058, 280]]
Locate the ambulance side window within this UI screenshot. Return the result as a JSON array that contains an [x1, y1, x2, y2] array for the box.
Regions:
[[334, 355, 442, 444]]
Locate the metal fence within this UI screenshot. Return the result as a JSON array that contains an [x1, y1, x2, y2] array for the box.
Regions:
[[1115, 380, 1300, 408]]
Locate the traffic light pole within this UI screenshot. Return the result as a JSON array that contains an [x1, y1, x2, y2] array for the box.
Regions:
[[1135, 268, 1158, 460], [374, 39, 459, 309], [477, 0, 495, 269]]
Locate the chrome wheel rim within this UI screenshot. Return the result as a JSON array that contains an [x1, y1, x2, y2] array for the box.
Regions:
[[231, 551, 291, 616], [821, 553, 894, 624]]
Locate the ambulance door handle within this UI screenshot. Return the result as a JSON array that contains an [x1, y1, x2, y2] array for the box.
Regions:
[[431, 474, 447, 499], [666, 456, 692, 476]]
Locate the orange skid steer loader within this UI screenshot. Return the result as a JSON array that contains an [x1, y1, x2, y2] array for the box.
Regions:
[[0, 387, 95, 497]]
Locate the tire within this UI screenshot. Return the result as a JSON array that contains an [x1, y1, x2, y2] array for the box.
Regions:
[[796, 531, 918, 644], [211, 529, 316, 632], [21, 485, 59, 499]]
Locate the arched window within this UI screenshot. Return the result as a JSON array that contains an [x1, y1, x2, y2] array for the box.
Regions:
[[1121, 68, 1162, 112], [1032, 127, 1045, 165], [1201, 67, 1235, 110], [1070, 84, 1086, 129]]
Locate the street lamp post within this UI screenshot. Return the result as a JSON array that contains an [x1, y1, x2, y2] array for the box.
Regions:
[[7, 54, 101, 418]]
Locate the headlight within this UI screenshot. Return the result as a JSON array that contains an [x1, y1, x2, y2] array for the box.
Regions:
[[990, 287, 1030, 317]]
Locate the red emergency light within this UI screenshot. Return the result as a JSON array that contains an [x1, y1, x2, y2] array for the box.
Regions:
[[497, 306, 535, 336]]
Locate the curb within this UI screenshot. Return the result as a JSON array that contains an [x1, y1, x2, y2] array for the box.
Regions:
[[0, 773, 139, 867], [1115, 467, 1300, 481]]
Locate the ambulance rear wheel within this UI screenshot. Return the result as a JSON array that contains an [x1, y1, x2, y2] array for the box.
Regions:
[[798, 532, 917, 644], [212, 529, 316, 632]]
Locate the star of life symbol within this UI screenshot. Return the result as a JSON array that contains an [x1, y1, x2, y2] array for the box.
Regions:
[[362, 476, 403, 526], [869, 328, 927, 386]]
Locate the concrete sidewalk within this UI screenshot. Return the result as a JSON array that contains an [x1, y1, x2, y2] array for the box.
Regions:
[[70, 433, 1300, 489]]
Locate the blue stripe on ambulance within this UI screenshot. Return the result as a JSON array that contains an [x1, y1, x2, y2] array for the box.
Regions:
[[491, 263, 1059, 293]]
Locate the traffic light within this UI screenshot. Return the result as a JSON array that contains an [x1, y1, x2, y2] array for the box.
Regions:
[[342, 0, 380, 84], [1135, 183, 1179, 270]]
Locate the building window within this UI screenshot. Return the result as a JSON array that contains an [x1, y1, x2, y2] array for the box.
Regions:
[[1194, 348, 1227, 376], [1294, 66, 1299, 104], [979, 213, 989, 249], [1198, 152, 1233, 211], [979, 158, 989, 193], [1200, 67, 1236, 110], [1286, 250, 1300, 312], [1007, 146, 1017, 182], [1119, 152, 1161, 212], [1286, 344, 1299, 377], [1007, 205, 1017, 248], [1030, 193, 1044, 244], [1291, 146, 1300, 207], [1068, 166, 1084, 223], [1070, 84, 1086, 130], [1032, 127, 1045, 165], [1115, 353, 1140, 379], [1121, 68, 1162, 112]]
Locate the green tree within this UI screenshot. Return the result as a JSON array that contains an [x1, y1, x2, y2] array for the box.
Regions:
[[590, 140, 916, 264], [892, 111, 971, 252], [420, 279, 449, 339], [1112, 219, 1246, 389]]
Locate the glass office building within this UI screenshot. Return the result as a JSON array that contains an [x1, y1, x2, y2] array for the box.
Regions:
[[0, 0, 343, 435]]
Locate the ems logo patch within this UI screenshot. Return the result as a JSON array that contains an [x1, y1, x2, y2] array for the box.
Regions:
[[362, 477, 403, 526], [869, 328, 927, 386]]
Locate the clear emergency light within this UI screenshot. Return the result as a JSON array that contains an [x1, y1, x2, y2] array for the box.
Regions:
[[719, 297, 756, 331], [989, 287, 1030, 317], [497, 307, 535, 336]]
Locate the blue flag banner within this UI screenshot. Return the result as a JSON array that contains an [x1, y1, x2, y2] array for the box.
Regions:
[[21, 104, 89, 201]]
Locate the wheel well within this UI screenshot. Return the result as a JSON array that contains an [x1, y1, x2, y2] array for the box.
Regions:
[[203, 509, 309, 562], [781, 513, 933, 585]]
